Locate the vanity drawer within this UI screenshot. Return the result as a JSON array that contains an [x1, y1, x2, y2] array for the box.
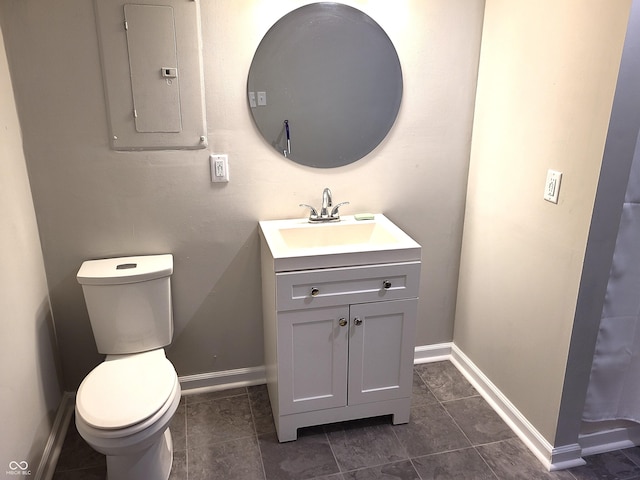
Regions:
[[275, 261, 420, 311]]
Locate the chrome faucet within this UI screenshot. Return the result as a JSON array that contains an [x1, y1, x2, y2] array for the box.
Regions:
[[300, 187, 349, 222], [320, 188, 332, 217]]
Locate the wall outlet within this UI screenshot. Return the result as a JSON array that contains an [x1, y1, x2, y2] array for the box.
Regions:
[[544, 169, 562, 204], [210, 154, 229, 183]]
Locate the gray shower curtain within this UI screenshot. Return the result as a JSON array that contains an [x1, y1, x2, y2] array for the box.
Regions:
[[583, 136, 640, 424]]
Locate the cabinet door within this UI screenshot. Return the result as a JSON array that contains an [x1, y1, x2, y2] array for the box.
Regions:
[[348, 299, 417, 405], [278, 306, 349, 415]]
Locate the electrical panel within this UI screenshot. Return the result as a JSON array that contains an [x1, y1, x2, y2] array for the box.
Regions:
[[95, 0, 207, 150]]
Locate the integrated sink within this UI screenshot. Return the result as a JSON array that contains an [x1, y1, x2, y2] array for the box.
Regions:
[[259, 214, 421, 271]]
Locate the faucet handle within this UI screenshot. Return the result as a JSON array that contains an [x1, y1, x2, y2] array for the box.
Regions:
[[330, 201, 350, 218], [300, 203, 319, 218]]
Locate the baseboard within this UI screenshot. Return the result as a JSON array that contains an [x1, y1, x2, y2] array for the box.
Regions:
[[450, 345, 586, 471], [414, 342, 453, 364], [580, 425, 640, 457], [179, 365, 267, 395], [34, 392, 75, 480]]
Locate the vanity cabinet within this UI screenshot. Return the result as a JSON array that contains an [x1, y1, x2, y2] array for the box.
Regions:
[[261, 253, 420, 442]]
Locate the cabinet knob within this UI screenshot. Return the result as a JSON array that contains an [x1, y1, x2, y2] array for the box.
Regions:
[[310, 287, 320, 297], [382, 280, 392, 289], [353, 317, 363, 326], [338, 318, 347, 327]]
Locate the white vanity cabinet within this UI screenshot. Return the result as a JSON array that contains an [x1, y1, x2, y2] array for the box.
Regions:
[[260, 251, 421, 441]]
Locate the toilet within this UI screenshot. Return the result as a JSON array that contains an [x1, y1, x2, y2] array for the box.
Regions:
[[75, 254, 181, 480]]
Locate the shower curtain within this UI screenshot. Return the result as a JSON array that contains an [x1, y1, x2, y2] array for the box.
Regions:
[[583, 137, 640, 423]]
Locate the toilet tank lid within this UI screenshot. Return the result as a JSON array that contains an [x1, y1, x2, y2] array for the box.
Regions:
[[77, 254, 173, 285]]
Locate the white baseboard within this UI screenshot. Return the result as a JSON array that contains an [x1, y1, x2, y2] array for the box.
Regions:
[[179, 365, 266, 395], [414, 342, 453, 364], [450, 345, 586, 471], [580, 425, 640, 457], [34, 392, 75, 480]]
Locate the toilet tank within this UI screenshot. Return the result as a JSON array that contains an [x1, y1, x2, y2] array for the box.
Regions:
[[77, 254, 174, 355]]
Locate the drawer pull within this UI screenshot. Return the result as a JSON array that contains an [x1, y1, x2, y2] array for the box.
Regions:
[[339, 318, 347, 327], [383, 280, 392, 289], [310, 287, 320, 297], [353, 317, 363, 326]]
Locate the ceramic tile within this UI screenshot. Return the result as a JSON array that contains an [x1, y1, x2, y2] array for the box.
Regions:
[[411, 371, 439, 407], [341, 460, 420, 480], [168, 449, 187, 480], [414, 361, 477, 402], [53, 375, 640, 480], [569, 450, 640, 479], [393, 403, 470, 457], [248, 384, 276, 435], [623, 447, 640, 467], [442, 396, 515, 445], [477, 438, 574, 479], [186, 394, 255, 448], [169, 402, 186, 451], [259, 430, 340, 480], [52, 466, 106, 480], [54, 417, 105, 472], [188, 436, 264, 480], [325, 417, 407, 471], [412, 448, 497, 480]]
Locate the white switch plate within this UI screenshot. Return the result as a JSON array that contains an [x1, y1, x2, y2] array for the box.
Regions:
[[257, 91, 267, 106], [210, 154, 229, 183], [544, 169, 562, 204]]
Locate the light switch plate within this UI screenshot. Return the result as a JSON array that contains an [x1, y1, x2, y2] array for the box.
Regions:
[[210, 154, 229, 183], [544, 169, 562, 204]]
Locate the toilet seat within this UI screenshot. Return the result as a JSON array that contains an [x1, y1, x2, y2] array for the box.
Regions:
[[77, 349, 177, 431]]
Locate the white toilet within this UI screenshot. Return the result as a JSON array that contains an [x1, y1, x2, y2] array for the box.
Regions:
[[75, 254, 181, 480]]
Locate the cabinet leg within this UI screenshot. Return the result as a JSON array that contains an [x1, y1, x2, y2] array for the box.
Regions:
[[275, 421, 299, 442], [391, 406, 410, 425]]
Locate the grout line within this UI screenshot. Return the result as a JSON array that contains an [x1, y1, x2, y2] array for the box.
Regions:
[[621, 448, 640, 468], [246, 388, 268, 480], [321, 425, 343, 476], [416, 362, 502, 480], [471, 446, 501, 480], [408, 458, 425, 480], [181, 396, 189, 480]]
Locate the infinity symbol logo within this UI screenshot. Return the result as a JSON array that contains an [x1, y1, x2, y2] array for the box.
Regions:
[[9, 461, 28, 470]]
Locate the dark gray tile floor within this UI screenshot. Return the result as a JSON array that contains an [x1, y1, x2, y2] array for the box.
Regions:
[[52, 361, 640, 480]]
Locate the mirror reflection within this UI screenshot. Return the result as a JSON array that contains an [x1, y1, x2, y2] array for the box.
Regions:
[[247, 3, 403, 168]]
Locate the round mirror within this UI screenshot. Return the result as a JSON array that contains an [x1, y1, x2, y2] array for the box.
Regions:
[[247, 3, 403, 168]]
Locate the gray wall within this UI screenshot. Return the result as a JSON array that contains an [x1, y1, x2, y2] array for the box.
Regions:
[[0, 23, 63, 473], [0, 0, 485, 390], [455, 0, 631, 444]]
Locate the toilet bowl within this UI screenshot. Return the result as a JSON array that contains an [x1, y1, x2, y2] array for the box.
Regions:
[[75, 349, 181, 480]]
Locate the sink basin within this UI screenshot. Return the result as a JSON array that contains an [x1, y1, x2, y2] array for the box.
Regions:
[[259, 214, 421, 271]]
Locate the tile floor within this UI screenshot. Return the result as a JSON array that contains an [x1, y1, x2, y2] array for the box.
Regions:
[[52, 361, 640, 479]]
